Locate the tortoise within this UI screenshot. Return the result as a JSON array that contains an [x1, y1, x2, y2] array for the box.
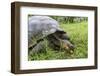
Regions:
[[28, 16, 75, 54]]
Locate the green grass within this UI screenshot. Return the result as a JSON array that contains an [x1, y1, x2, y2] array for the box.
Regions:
[[28, 21, 88, 61]]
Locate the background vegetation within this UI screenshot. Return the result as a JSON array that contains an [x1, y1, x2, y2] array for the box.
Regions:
[[28, 16, 88, 61]]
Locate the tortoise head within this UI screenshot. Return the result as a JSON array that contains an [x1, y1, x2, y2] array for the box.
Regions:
[[59, 39, 75, 53], [52, 30, 75, 53]]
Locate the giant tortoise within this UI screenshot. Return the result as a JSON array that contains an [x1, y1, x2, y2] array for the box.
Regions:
[[28, 16, 75, 54]]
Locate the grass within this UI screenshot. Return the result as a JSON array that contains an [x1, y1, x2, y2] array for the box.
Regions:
[[28, 21, 88, 61]]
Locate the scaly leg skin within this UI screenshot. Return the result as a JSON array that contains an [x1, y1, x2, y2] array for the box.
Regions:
[[29, 41, 45, 55]]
